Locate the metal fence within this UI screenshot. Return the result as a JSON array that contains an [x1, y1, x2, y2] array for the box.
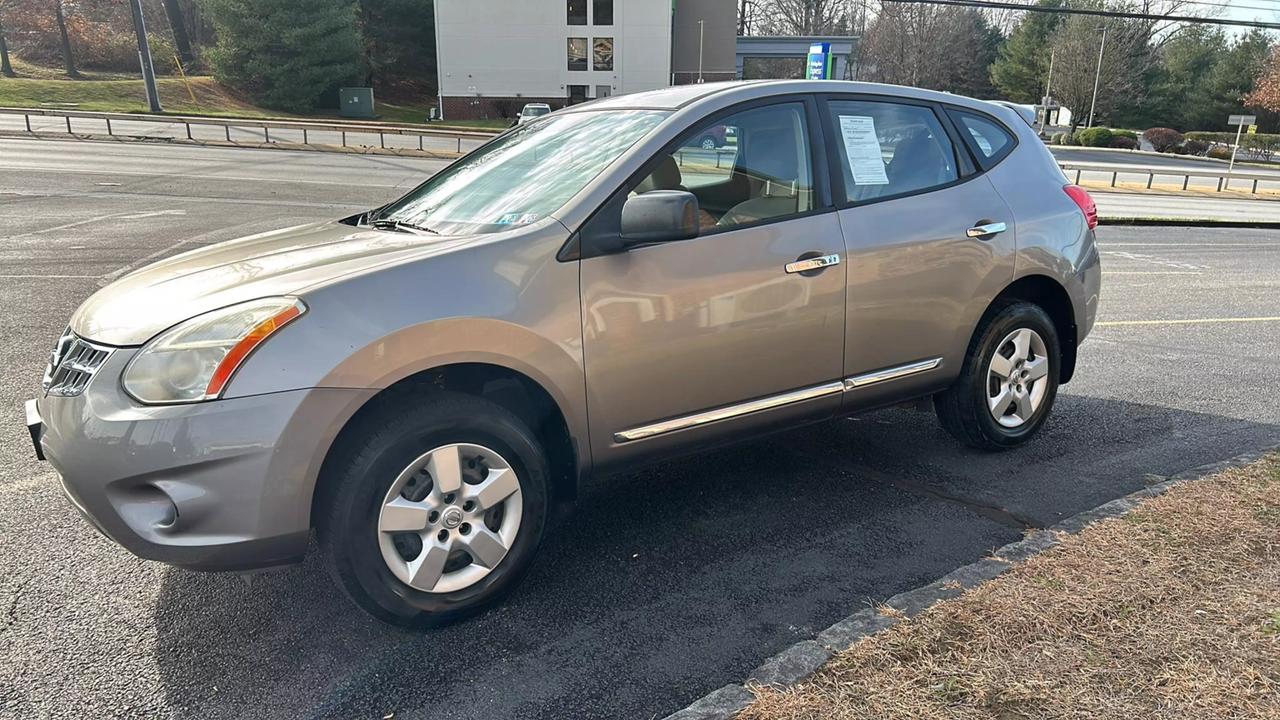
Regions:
[[1058, 160, 1280, 194], [0, 106, 497, 158]]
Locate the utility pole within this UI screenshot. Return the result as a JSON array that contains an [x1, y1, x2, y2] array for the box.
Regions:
[[128, 0, 163, 113], [1087, 25, 1107, 128], [697, 19, 705, 83], [1041, 49, 1055, 132]]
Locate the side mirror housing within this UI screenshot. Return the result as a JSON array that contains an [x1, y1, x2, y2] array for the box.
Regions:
[[619, 190, 700, 247]]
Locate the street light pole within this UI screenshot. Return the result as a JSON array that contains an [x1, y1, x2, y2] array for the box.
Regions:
[[1087, 26, 1107, 129], [128, 0, 163, 113], [697, 19, 705, 83]]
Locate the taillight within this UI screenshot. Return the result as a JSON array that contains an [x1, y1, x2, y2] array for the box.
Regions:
[[1063, 184, 1098, 230]]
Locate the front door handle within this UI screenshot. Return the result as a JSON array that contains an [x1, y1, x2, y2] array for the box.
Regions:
[[785, 253, 841, 275], [966, 221, 1007, 239]]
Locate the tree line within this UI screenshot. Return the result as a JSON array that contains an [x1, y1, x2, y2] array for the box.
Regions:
[[2, 0, 1278, 129], [0, 0, 436, 112]]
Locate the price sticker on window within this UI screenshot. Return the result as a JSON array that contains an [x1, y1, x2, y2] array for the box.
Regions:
[[838, 115, 889, 185]]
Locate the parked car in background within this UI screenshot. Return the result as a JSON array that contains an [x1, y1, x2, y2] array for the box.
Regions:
[[26, 80, 1100, 628], [517, 102, 552, 125]]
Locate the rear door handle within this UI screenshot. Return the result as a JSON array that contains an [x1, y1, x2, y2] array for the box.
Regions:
[[966, 221, 1007, 239], [785, 253, 841, 274]]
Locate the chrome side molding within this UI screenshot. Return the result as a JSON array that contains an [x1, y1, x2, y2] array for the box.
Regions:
[[613, 380, 845, 443], [842, 357, 942, 390], [612, 357, 943, 443]]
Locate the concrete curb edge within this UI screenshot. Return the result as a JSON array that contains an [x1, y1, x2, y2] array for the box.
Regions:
[[661, 442, 1280, 720]]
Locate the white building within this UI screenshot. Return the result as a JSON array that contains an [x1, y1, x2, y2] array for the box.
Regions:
[[435, 0, 735, 120]]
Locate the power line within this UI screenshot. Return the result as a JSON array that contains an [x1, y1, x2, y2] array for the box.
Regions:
[[880, 0, 1280, 28], [1177, 0, 1280, 12]]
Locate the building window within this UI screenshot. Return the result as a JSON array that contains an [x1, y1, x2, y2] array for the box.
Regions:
[[593, 0, 613, 25], [567, 0, 586, 25], [593, 37, 613, 71], [568, 37, 588, 71]]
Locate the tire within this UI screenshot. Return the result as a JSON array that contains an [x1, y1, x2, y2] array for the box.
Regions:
[[318, 390, 549, 628], [934, 301, 1061, 451], [699, 135, 717, 150]]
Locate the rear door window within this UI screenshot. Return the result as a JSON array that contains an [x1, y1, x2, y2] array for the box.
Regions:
[[825, 100, 958, 204]]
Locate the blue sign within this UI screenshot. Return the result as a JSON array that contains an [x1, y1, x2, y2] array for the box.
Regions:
[[806, 42, 833, 80]]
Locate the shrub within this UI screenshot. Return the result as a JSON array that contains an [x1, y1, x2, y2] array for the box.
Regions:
[[1207, 146, 1234, 160], [1075, 127, 1115, 147], [203, 0, 363, 112], [1112, 129, 1139, 141], [1109, 136, 1138, 150], [1143, 127, 1184, 153], [1182, 139, 1209, 156], [1050, 131, 1069, 145]]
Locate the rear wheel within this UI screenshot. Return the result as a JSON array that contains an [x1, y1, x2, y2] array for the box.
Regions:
[[935, 302, 1060, 450], [698, 135, 718, 150], [318, 391, 548, 628]]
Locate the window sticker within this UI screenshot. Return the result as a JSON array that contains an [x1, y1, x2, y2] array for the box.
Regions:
[[496, 212, 541, 225], [838, 115, 889, 185]]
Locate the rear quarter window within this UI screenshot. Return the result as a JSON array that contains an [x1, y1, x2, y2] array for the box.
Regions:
[[948, 109, 1016, 170]]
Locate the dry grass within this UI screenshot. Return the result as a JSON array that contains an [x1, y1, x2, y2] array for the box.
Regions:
[[741, 454, 1280, 720]]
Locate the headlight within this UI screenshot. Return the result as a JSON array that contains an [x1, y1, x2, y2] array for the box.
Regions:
[[122, 297, 306, 404]]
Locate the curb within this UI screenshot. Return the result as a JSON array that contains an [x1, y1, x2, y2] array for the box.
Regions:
[[1097, 217, 1280, 228], [661, 442, 1280, 720]]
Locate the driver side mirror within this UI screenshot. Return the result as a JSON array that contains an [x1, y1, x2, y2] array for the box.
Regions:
[[619, 190, 700, 247]]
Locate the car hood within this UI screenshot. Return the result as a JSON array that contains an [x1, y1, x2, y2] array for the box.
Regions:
[[71, 221, 472, 346]]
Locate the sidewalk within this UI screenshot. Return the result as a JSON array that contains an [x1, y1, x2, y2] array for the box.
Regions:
[[1093, 190, 1280, 224]]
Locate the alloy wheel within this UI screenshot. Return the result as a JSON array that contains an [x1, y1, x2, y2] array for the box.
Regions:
[[986, 327, 1050, 428], [377, 443, 523, 593]]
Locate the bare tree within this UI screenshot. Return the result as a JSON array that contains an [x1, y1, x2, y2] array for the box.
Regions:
[[1050, 14, 1152, 129], [860, 2, 1000, 95], [754, 0, 857, 35], [0, 3, 14, 78], [161, 0, 196, 67], [53, 0, 80, 78]]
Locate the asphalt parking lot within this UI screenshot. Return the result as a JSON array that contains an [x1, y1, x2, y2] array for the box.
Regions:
[[1, 138, 1278, 719]]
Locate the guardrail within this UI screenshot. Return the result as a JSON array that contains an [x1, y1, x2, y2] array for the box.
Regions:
[[0, 106, 497, 157], [1058, 159, 1280, 194]]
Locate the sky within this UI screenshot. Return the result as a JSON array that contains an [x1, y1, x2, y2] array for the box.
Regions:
[[1218, 0, 1280, 35]]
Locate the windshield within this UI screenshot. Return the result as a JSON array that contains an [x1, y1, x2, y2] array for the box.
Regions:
[[524, 106, 550, 117], [377, 109, 668, 235]]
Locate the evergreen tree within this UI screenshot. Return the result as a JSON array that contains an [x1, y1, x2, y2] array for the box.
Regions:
[[200, 0, 363, 112], [990, 0, 1065, 103], [358, 0, 436, 92]]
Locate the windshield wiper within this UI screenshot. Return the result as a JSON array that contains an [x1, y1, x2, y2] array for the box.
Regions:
[[370, 218, 439, 235]]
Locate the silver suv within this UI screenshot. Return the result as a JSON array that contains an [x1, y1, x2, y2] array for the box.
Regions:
[[25, 81, 1100, 626]]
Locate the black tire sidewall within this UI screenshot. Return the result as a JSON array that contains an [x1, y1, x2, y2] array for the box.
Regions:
[[324, 395, 548, 626], [968, 304, 1061, 447]]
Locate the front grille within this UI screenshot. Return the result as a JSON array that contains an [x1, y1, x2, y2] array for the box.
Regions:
[[43, 328, 112, 397]]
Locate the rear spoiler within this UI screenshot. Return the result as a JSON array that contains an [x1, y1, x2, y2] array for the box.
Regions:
[[986, 101, 1036, 127]]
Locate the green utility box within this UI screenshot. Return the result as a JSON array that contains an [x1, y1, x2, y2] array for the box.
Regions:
[[339, 87, 376, 119]]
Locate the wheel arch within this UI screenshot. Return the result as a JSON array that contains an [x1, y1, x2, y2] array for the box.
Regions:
[[310, 361, 581, 530], [987, 274, 1078, 384]]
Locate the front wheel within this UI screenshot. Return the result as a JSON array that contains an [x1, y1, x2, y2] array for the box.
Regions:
[[934, 302, 1061, 450], [318, 391, 549, 628]]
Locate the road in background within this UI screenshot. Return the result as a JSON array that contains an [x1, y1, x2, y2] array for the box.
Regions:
[[1051, 146, 1280, 176], [1, 139, 1278, 719]]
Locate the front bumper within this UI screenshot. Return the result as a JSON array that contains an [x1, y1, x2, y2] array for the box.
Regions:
[[29, 349, 374, 571]]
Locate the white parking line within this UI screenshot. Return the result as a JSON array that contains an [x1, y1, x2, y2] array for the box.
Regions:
[[1096, 316, 1280, 327]]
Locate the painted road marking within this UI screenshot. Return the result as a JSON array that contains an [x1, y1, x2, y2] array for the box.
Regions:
[[1101, 271, 1203, 275], [0, 274, 101, 278], [1096, 316, 1280, 327]]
